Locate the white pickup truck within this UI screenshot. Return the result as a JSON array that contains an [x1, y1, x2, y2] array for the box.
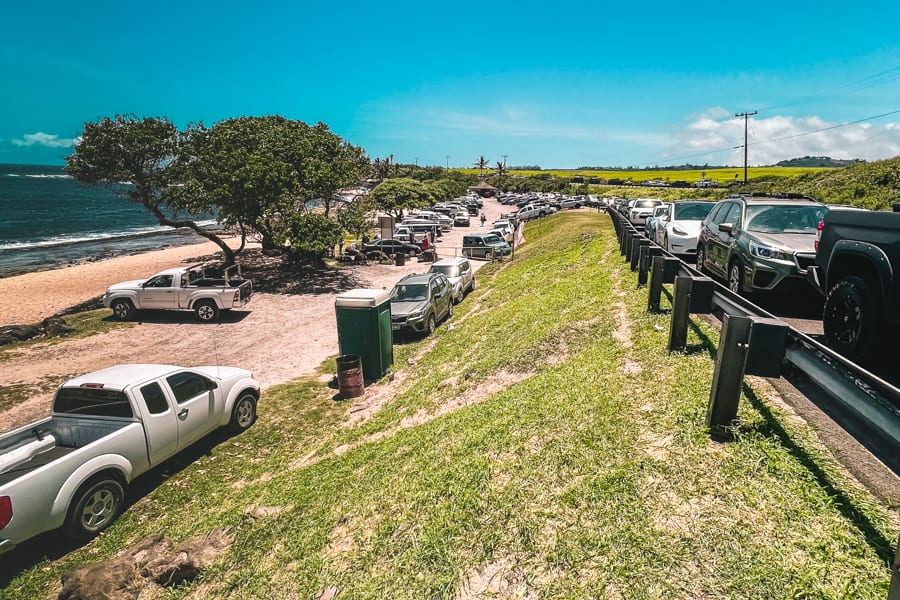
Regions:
[[0, 364, 259, 553], [103, 264, 253, 322]]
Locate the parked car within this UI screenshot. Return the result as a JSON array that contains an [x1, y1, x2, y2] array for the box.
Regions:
[[462, 233, 512, 259], [490, 227, 513, 243], [363, 239, 422, 257], [389, 272, 453, 336], [696, 194, 827, 294], [429, 257, 475, 303], [808, 205, 900, 360], [627, 199, 664, 227], [453, 213, 471, 227], [103, 264, 253, 323], [654, 200, 716, 256], [0, 364, 259, 552], [644, 204, 671, 241]]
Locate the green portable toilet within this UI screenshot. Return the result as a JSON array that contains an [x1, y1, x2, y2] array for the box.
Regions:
[[334, 288, 394, 380]]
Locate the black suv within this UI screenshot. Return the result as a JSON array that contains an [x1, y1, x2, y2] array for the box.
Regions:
[[389, 272, 453, 336], [696, 194, 827, 294]]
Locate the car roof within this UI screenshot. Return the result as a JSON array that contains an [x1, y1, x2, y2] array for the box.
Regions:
[[64, 364, 185, 390], [728, 193, 821, 206], [432, 257, 469, 266], [398, 273, 442, 285]]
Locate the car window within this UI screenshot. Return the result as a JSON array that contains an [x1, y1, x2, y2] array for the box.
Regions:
[[53, 387, 133, 418], [145, 274, 174, 288], [430, 265, 459, 277], [166, 372, 212, 404], [392, 284, 428, 301], [141, 382, 170, 415], [674, 203, 715, 221], [745, 205, 826, 233], [714, 202, 739, 225]]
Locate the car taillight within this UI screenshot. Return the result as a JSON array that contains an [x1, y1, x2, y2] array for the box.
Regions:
[[815, 220, 824, 251], [0, 496, 11, 529], [233, 289, 240, 301]]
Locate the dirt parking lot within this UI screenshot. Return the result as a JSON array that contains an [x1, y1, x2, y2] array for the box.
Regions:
[[0, 199, 511, 433]]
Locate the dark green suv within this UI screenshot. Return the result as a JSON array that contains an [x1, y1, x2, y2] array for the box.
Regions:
[[696, 194, 827, 294], [389, 272, 453, 336]]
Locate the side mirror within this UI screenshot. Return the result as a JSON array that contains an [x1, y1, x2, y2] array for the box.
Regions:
[[719, 223, 734, 234]]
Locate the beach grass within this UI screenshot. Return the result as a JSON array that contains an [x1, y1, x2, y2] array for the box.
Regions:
[[0, 309, 125, 362], [2, 212, 897, 599]]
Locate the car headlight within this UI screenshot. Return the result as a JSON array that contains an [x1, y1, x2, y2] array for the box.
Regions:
[[407, 309, 426, 319], [749, 240, 792, 262], [671, 225, 689, 236]]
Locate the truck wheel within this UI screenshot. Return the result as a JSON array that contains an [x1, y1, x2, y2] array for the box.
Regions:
[[110, 299, 135, 321], [63, 476, 124, 540], [823, 276, 882, 361], [195, 301, 220, 322], [229, 392, 257, 433]]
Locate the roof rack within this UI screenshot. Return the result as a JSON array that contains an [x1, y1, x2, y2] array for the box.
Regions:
[[727, 192, 818, 201]]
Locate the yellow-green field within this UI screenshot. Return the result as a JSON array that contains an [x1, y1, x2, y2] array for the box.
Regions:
[[458, 166, 834, 183]]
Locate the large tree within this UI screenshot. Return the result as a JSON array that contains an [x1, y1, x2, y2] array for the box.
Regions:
[[66, 115, 239, 265], [171, 117, 368, 251], [369, 178, 433, 219]]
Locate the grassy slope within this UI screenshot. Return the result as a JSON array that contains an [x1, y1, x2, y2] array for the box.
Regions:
[[752, 156, 900, 210], [457, 167, 832, 183], [4, 213, 897, 599]]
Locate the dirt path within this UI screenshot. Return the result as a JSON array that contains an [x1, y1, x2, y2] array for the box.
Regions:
[[0, 199, 510, 433]]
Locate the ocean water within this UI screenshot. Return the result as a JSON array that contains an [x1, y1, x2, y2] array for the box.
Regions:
[[0, 164, 216, 277]]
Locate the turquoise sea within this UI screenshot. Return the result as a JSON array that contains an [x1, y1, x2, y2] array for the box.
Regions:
[[0, 164, 215, 277]]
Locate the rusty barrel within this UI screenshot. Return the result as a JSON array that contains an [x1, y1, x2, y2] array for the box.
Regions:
[[336, 354, 365, 398]]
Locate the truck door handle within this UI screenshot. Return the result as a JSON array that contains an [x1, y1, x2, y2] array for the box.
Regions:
[[178, 409, 189, 419]]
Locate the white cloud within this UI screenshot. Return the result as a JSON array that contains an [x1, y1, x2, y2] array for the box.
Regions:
[[12, 132, 80, 148], [666, 110, 900, 165]]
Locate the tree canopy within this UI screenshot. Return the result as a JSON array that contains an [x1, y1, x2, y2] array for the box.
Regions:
[[369, 178, 434, 219]]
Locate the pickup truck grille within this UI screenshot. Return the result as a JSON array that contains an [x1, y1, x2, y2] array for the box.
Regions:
[[793, 252, 816, 274]]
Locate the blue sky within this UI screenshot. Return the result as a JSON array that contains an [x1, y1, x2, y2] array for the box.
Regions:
[[2, 0, 898, 168]]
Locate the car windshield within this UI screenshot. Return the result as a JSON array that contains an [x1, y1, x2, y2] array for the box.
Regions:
[[431, 265, 459, 277], [635, 200, 660, 209], [484, 234, 502, 244], [745, 205, 827, 233], [392, 284, 428, 302], [673, 202, 715, 220]]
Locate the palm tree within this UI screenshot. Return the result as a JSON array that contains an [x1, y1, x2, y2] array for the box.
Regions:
[[474, 155, 490, 176], [494, 160, 507, 181]]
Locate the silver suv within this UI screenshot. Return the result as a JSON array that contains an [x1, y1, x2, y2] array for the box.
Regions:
[[429, 257, 475, 303], [390, 273, 453, 336]]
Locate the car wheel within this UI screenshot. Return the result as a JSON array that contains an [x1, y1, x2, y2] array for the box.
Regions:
[[469, 278, 476, 292], [823, 276, 882, 361], [696, 245, 707, 274], [447, 301, 454, 319], [426, 314, 436, 336], [110, 299, 135, 321], [228, 391, 258, 433], [63, 476, 125, 540], [728, 260, 744, 295], [663, 234, 670, 253], [195, 301, 220, 322]]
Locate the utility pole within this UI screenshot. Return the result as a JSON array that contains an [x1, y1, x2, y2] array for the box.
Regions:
[[446, 156, 450, 172], [735, 111, 757, 184], [501, 154, 508, 168]]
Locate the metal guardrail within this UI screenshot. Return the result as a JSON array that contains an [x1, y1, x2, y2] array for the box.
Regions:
[[604, 208, 900, 598]]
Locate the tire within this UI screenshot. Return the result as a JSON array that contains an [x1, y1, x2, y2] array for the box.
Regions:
[[447, 301, 454, 319], [469, 278, 476, 292], [110, 299, 135, 321], [823, 276, 882, 361], [728, 260, 744, 295], [228, 392, 258, 433], [696, 245, 708, 274], [195, 301, 221, 322], [426, 314, 436, 336], [63, 476, 125, 540], [663, 234, 670, 253]]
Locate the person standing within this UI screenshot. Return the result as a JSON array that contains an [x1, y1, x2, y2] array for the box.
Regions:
[[480, 212, 486, 227]]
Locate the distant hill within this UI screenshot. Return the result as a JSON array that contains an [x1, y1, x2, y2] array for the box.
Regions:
[[750, 156, 900, 210], [774, 156, 865, 168]]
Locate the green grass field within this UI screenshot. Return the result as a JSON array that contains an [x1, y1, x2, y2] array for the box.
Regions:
[[458, 166, 833, 184], [3, 213, 896, 599]]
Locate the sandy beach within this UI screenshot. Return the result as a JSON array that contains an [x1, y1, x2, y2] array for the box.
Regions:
[[0, 200, 510, 433]]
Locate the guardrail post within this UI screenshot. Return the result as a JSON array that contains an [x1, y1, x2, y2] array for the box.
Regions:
[[706, 314, 753, 428], [638, 244, 658, 286], [630, 238, 647, 271], [668, 276, 693, 351], [889, 534, 900, 600], [662, 257, 680, 284], [621, 229, 631, 258], [648, 256, 665, 312], [745, 318, 789, 377]]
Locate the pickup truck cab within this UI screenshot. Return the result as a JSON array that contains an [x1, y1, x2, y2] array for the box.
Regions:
[[103, 264, 252, 322], [0, 364, 260, 553]]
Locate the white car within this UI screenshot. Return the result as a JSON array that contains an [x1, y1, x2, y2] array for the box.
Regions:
[[627, 198, 664, 227], [654, 200, 717, 255], [428, 257, 475, 303]]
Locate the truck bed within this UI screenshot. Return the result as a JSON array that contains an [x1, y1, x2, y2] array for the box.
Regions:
[[0, 446, 76, 487]]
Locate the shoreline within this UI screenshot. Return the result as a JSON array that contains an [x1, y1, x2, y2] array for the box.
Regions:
[[0, 237, 250, 326]]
